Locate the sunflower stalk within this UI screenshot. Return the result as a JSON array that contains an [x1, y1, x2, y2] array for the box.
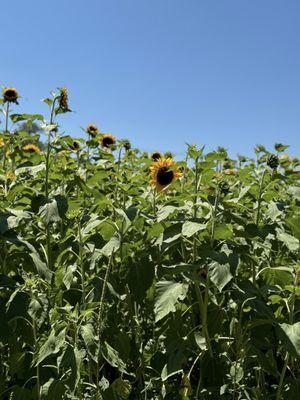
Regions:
[[96, 252, 114, 397]]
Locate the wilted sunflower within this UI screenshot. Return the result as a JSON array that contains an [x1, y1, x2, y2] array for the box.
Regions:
[[100, 133, 116, 148], [122, 139, 131, 151], [0, 138, 4, 147], [87, 123, 99, 137], [23, 144, 40, 154], [150, 157, 182, 192], [151, 152, 162, 161], [69, 140, 81, 151], [58, 87, 70, 112], [3, 87, 19, 104]]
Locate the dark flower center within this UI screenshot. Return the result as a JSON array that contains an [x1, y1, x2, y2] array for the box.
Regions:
[[5, 89, 17, 99], [157, 167, 174, 186], [103, 137, 114, 147], [152, 152, 161, 161]]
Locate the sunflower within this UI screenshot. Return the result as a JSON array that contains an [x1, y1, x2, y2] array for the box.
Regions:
[[3, 87, 19, 104], [151, 152, 162, 161], [23, 144, 40, 154], [58, 87, 70, 112], [100, 133, 116, 148], [69, 140, 81, 151], [87, 124, 99, 137], [150, 157, 182, 192], [0, 138, 4, 147]]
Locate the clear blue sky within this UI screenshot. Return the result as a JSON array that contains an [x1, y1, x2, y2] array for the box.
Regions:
[[1, 0, 300, 158]]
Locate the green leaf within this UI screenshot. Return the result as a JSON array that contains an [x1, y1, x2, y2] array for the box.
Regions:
[[276, 230, 299, 252], [214, 224, 233, 240], [30, 253, 53, 283], [10, 113, 44, 123], [40, 200, 62, 225], [101, 342, 127, 373], [182, 221, 207, 238], [209, 262, 233, 291], [154, 281, 188, 322], [36, 329, 66, 365], [276, 322, 300, 356]]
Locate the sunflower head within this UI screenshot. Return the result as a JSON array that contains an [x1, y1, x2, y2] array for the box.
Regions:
[[151, 152, 162, 161], [100, 133, 116, 148], [70, 140, 81, 151], [87, 124, 99, 137], [23, 144, 40, 154], [122, 139, 131, 151], [150, 157, 182, 192], [0, 138, 4, 148], [3, 87, 19, 104], [58, 87, 70, 112]]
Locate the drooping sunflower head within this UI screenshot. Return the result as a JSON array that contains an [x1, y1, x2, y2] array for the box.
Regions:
[[23, 144, 40, 154], [100, 133, 116, 148], [3, 87, 19, 104], [150, 157, 182, 192], [122, 139, 131, 151], [151, 152, 162, 161], [87, 123, 99, 137], [0, 138, 4, 148], [58, 87, 70, 112], [69, 140, 81, 152]]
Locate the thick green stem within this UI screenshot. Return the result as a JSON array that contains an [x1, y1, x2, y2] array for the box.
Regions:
[[276, 354, 289, 400], [256, 168, 266, 226], [2, 102, 10, 171], [32, 318, 41, 400], [78, 221, 86, 308]]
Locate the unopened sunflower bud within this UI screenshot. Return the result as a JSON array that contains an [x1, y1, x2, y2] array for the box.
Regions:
[[123, 139, 131, 151], [267, 154, 279, 170], [58, 87, 71, 112]]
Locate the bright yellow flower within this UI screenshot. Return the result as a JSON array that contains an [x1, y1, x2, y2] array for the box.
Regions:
[[150, 157, 182, 192], [23, 144, 40, 154]]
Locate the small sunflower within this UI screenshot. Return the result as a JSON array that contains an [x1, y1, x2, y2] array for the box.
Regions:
[[23, 144, 40, 154], [86, 124, 99, 137], [150, 157, 182, 192], [151, 152, 162, 161], [3, 87, 19, 104], [69, 140, 81, 151], [0, 138, 4, 147], [100, 133, 116, 148], [58, 87, 70, 112]]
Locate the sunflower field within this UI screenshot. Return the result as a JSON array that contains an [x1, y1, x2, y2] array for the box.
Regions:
[[0, 87, 300, 400]]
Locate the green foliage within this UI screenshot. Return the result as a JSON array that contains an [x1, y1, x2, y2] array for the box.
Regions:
[[0, 88, 300, 399]]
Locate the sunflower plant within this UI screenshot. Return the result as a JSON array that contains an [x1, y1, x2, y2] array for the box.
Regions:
[[0, 87, 299, 400]]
